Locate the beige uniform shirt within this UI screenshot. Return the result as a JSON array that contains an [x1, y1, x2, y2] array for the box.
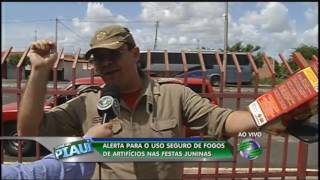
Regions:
[[39, 72, 233, 180]]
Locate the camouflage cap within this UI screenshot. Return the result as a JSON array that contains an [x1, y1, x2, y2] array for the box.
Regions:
[[85, 25, 136, 59]]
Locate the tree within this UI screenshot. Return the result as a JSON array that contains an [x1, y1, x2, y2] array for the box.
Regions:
[[227, 41, 264, 68], [7, 54, 31, 66], [294, 44, 318, 60], [288, 44, 318, 72], [253, 52, 264, 69], [244, 44, 261, 52], [228, 42, 242, 52], [274, 60, 287, 79], [227, 41, 261, 53]]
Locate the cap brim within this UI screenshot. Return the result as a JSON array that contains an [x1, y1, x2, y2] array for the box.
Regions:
[[85, 42, 124, 59]]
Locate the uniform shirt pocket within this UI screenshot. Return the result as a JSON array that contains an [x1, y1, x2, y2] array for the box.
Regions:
[[150, 118, 178, 137]]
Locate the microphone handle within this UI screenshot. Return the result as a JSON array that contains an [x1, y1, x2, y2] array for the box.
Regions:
[[102, 113, 109, 124]]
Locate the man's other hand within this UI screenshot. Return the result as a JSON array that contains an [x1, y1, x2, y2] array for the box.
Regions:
[[28, 40, 57, 70], [85, 123, 113, 138]]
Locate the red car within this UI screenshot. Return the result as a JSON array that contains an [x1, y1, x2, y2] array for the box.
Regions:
[[2, 76, 217, 156]]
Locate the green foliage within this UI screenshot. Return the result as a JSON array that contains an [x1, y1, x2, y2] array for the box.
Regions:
[[287, 60, 299, 73], [228, 41, 261, 53], [294, 44, 318, 60], [7, 54, 31, 66], [227, 41, 264, 68], [288, 44, 318, 72], [228, 42, 242, 52], [7, 54, 20, 66], [257, 44, 318, 85], [257, 77, 284, 85], [274, 61, 288, 79], [253, 52, 264, 68]]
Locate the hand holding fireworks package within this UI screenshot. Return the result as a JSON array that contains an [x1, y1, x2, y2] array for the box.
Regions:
[[248, 61, 318, 141]]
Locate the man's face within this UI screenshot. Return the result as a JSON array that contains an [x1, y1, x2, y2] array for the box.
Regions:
[[90, 45, 140, 87]]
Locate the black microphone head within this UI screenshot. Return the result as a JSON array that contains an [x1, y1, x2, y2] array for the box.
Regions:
[[97, 84, 120, 121]]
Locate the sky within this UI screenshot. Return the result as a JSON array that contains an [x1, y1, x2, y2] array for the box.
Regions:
[[1, 2, 318, 60]]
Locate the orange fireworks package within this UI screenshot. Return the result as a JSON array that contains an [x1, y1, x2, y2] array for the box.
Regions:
[[248, 66, 318, 134]]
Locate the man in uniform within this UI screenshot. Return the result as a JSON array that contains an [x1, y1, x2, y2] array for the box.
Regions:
[[17, 25, 280, 179]]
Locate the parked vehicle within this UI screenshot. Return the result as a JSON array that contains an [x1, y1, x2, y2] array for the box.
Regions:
[[2, 76, 217, 156], [2, 77, 104, 156], [175, 64, 252, 86], [139, 50, 252, 85]]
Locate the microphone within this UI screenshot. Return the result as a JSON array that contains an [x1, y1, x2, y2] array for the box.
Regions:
[[97, 84, 120, 124]]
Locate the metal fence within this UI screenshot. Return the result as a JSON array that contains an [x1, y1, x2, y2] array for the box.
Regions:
[[1, 47, 318, 179]]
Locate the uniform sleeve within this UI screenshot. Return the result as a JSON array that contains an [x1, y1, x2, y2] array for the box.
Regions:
[[39, 95, 86, 136], [1, 154, 95, 180], [182, 86, 234, 140]]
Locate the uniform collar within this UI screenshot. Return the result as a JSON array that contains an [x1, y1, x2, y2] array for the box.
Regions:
[[141, 72, 160, 97]]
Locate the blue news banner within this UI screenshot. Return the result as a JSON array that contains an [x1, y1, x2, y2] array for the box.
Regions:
[[53, 137, 233, 162], [0, 137, 234, 162]]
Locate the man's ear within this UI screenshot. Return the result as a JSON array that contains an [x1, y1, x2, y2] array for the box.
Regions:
[[132, 47, 140, 63]]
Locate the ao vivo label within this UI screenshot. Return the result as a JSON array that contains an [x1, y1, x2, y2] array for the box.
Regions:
[[238, 131, 263, 138]]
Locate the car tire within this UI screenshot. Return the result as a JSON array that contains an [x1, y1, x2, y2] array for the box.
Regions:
[[3, 123, 35, 156], [210, 76, 220, 86]]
